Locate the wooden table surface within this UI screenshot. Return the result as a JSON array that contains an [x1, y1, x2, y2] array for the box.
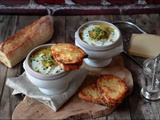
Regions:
[[0, 14, 160, 119]]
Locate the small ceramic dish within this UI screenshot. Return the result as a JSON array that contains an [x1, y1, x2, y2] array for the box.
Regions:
[[75, 20, 123, 67], [23, 44, 78, 95]]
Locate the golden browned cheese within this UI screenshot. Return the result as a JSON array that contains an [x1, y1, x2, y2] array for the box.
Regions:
[[0, 16, 54, 68], [97, 74, 128, 107], [51, 43, 88, 71], [78, 84, 108, 105]]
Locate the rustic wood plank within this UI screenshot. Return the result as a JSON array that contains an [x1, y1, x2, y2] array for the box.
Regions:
[[0, 64, 7, 97], [8, 64, 24, 116], [0, 79, 10, 119], [50, 16, 66, 43], [0, 64, 25, 119], [65, 16, 86, 44], [121, 53, 144, 120], [0, 66, 8, 119], [0, 66, 22, 119], [0, 15, 18, 119], [0, 15, 18, 43], [106, 99, 131, 120], [18, 15, 41, 29], [135, 14, 160, 35]]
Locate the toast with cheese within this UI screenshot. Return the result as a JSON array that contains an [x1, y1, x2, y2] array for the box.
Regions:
[[97, 74, 127, 106], [78, 84, 107, 104], [0, 16, 53, 68], [51, 43, 88, 71]]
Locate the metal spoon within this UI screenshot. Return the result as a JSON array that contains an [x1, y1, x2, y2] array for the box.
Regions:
[[151, 54, 160, 90]]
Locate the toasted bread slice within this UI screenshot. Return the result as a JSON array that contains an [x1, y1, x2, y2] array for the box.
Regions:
[[78, 84, 107, 104], [51, 43, 88, 71], [97, 74, 128, 106]]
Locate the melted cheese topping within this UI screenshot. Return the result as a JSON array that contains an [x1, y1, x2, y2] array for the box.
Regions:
[[80, 23, 119, 46], [29, 47, 62, 75], [52, 43, 86, 64]]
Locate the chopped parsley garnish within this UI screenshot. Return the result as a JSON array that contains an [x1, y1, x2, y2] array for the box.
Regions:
[[30, 47, 62, 74], [89, 27, 111, 41]]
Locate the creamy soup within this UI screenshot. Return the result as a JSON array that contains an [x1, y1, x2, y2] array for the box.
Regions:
[[29, 47, 62, 75], [80, 23, 119, 46]]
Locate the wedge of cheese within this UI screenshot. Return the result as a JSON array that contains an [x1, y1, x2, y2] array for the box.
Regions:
[[128, 34, 160, 58]]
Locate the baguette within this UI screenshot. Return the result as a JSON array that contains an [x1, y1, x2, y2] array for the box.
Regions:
[[0, 16, 53, 68], [51, 43, 88, 71]]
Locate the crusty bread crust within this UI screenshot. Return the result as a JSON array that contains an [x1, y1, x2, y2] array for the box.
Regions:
[[0, 16, 53, 68], [78, 84, 107, 104], [51, 43, 88, 71], [97, 74, 128, 106], [56, 60, 83, 71]]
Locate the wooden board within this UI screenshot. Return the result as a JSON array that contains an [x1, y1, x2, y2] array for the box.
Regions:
[[12, 55, 133, 119]]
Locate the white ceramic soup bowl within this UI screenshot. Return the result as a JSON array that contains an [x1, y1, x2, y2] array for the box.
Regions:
[[23, 44, 78, 95], [75, 20, 123, 67]]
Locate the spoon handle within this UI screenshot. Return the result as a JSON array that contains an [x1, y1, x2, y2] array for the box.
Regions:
[[151, 54, 160, 90]]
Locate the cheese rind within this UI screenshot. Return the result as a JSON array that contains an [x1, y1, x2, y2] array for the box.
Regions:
[[128, 34, 160, 58]]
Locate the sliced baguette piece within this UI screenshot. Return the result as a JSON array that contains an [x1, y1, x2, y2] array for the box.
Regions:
[[97, 74, 128, 106], [0, 16, 53, 68], [78, 84, 108, 104], [51, 43, 88, 71]]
